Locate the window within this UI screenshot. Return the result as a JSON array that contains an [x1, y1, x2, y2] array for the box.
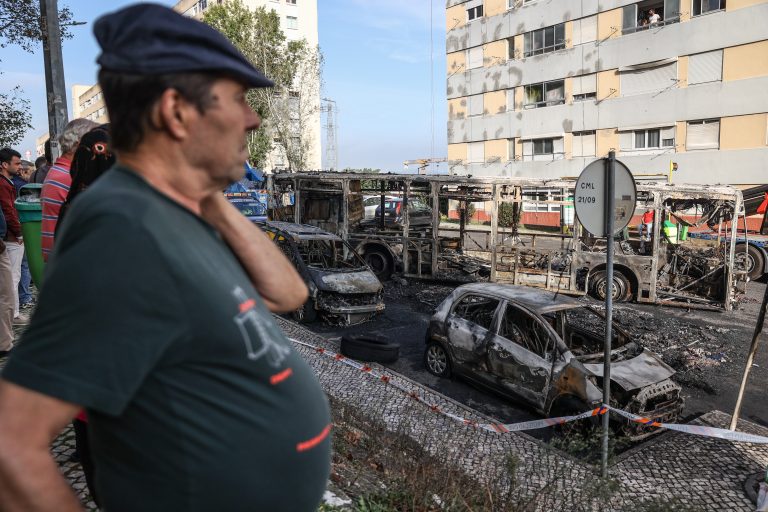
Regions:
[[619, 126, 675, 152], [572, 15, 597, 45], [506, 88, 516, 111], [572, 74, 597, 102], [693, 0, 725, 16], [499, 305, 553, 358], [688, 50, 722, 85], [572, 131, 596, 157], [467, 47, 483, 70], [622, 1, 680, 33], [508, 138, 516, 160], [286, 0, 296, 3], [523, 24, 565, 57], [467, 4, 483, 21], [522, 188, 561, 212], [468, 94, 483, 117], [453, 295, 499, 331], [686, 119, 720, 150], [467, 142, 485, 164], [507, 37, 515, 60], [286, 15, 298, 29], [524, 80, 564, 108], [620, 61, 677, 96], [521, 138, 565, 161]]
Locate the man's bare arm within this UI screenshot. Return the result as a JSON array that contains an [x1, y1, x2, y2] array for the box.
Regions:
[[0, 380, 84, 512], [201, 192, 308, 312]]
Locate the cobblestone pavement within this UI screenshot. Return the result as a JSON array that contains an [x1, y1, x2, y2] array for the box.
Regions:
[[4, 317, 767, 510]]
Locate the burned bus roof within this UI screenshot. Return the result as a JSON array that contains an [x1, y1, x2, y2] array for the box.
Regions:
[[454, 283, 585, 314], [259, 221, 342, 242], [269, 172, 742, 201]]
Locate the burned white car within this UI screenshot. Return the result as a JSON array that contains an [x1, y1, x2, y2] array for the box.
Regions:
[[424, 284, 683, 438], [260, 222, 385, 325]]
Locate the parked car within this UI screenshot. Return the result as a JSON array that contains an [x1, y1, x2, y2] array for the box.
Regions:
[[259, 221, 385, 325], [424, 283, 683, 439], [362, 195, 396, 219], [360, 197, 433, 228]]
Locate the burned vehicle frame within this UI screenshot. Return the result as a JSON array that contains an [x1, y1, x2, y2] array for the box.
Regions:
[[424, 284, 683, 440], [259, 221, 385, 325], [265, 173, 747, 311]]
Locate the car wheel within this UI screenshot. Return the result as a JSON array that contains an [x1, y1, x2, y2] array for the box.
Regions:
[[424, 342, 451, 378], [340, 335, 399, 364], [590, 270, 631, 302], [364, 248, 393, 281], [740, 244, 765, 281], [291, 300, 318, 324]]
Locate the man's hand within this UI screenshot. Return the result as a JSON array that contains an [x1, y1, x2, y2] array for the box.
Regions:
[[200, 192, 308, 312], [0, 380, 84, 511]]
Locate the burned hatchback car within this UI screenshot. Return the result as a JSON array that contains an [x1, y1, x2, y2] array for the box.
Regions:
[[425, 284, 683, 439], [259, 221, 385, 325]]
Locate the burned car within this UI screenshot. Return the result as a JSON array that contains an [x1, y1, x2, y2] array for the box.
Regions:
[[424, 284, 683, 439], [259, 222, 385, 325]]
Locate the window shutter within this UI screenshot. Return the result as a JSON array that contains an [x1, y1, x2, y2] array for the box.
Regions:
[[574, 132, 596, 157], [553, 137, 564, 155], [620, 62, 677, 96], [522, 141, 533, 158], [688, 50, 722, 85], [572, 74, 597, 96], [619, 132, 633, 151], [465, 0, 482, 9], [686, 120, 720, 150], [508, 138, 515, 160], [572, 15, 597, 46], [468, 141, 485, 163], [468, 47, 483, 69], [506, 88, 515, 111], [469, 94, 484, 116]]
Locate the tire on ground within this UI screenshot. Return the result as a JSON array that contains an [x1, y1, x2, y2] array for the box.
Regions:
[[340, 335, 399, 364], [741, 244, 765, 281], [424, 341, 451, 378]]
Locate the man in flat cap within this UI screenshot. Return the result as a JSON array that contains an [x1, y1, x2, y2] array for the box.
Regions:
[[0, 4, 331, 511]]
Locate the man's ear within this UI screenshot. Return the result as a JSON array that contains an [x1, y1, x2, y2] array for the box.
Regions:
[[153, 88, 197, 141]]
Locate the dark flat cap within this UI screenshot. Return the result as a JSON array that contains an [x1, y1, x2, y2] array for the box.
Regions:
[[94, 3, 273, 88]]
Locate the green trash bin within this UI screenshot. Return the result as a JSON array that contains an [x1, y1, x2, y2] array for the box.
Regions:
[[15, 184, 44, 287]]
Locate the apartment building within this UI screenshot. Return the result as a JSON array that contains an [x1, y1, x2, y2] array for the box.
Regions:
[[72, 84, 108, 124], [175, 0, 321, 171], [446, 0, 768, 186]]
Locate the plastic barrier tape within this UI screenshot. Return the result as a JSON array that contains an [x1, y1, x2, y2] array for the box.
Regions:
[[290, 338, 768, 443], [607, 405, 768, 444]]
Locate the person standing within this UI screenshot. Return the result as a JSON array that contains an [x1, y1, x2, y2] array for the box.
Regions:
[[0, 4, 331, 512], [12, 162, 33, 310], [0, 207, 12, 358], [0, 148, 26, 323], [31, 155, 50, 184], [40, 119, 97, 262]]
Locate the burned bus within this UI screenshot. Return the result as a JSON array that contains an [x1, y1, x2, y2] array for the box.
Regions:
[[265, 173, 748, 311]]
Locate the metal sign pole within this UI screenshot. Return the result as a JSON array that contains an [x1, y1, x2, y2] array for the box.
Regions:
[[601, 151, 616, 478], [729, 283, 768, 430]]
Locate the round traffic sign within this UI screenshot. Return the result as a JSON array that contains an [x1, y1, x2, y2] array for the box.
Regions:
[[574, 158, 636, 236]]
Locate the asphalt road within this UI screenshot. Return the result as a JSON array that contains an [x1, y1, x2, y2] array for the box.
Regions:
[[306, 278, 768, 438]]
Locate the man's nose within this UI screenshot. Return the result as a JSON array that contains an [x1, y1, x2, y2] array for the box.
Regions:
[[246, 109, 261, 132]]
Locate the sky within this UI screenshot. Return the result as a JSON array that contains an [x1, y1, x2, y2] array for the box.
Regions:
[[1, 0, 448, 172]]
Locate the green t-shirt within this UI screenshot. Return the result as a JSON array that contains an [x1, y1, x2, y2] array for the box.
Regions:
[[2, 166, 331, 511]]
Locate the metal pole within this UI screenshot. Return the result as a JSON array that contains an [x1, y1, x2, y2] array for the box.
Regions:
[[729, 283, 768, 430], [601, 151, 616, 478], [40, 0, 69, 160]]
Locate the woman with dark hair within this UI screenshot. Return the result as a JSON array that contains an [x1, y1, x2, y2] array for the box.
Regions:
[[55, 124, 114, 507], [56, 124, 115, 236]]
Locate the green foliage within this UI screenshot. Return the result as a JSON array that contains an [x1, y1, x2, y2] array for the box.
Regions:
[[203, 0, 322, 170], [0, 87, 32, 147], [498, 201, 521, 228]]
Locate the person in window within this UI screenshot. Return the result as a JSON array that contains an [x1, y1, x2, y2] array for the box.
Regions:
[[638, 209, 655, 241], [648, 8, 661, 25]]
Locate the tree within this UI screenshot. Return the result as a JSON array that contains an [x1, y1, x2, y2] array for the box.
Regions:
[[203, 0, 322, 171], [0, 0, 73, 147]]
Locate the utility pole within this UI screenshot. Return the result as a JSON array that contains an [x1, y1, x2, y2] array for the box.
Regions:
[[40, 0, 69, 160]]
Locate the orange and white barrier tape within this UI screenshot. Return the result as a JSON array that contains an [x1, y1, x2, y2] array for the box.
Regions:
[[291, 338, 768, 443]]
